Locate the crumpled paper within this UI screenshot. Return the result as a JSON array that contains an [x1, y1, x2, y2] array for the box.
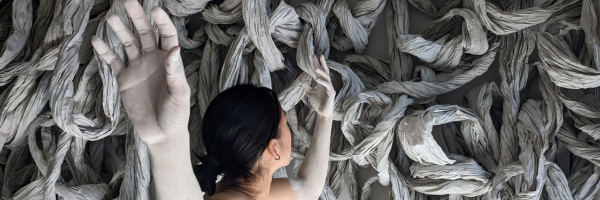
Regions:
[[1, 0, 600, 199]]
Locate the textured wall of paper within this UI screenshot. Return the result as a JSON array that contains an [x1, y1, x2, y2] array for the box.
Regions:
[[0, 0, 599, 199]]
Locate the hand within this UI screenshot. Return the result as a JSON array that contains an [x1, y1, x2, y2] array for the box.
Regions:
[[301, 55, 336, 118], [91, 0, 190, 144]]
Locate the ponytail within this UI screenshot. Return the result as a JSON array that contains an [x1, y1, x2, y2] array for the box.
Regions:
[[194, 155, 221, 195]]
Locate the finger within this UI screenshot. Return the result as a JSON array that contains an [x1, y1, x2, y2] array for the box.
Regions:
[[151, 6, 178, 50], [315, 67, 331, 82], [106, 13, 141, 62], [299, 73, 312, 91], [319, 55, 330, 74], [92, 36, 125, 76], [315, 78, 334, 91], [312, 54, 320, 70], [125, 0, 157, 53], [301, 80, 311, 92], [165, 46, 190, 100]]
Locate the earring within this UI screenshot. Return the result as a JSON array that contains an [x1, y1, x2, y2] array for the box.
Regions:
[[275, 154, 280, 160]]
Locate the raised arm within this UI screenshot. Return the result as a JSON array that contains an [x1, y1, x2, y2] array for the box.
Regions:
[[91, 0, 203, 199], [289, 55, 335, 200]]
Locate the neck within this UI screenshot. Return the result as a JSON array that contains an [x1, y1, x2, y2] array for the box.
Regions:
[[217, 169, 275, 200], [241, 170, 274, 199]]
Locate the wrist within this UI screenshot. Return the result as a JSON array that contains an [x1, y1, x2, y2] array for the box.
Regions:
[[146, 132, 190, 153], [316, 113, 333, 121]]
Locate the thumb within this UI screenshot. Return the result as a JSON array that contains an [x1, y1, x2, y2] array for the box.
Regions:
[[299, 73, 312, 92], [165, 46, 190, 101]]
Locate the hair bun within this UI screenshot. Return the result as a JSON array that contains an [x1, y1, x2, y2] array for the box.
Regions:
[[194, 155, 222, 195]]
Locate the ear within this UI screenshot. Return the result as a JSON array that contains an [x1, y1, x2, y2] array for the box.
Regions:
[[267, 138, 283, 160]]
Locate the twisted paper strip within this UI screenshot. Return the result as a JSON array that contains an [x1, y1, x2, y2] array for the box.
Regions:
[[1, 0, 600, 199]]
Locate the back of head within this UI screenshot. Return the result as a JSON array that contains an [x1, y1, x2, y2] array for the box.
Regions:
[[194, 84, 281, 195]]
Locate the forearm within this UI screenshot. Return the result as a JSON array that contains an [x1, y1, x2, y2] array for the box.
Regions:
[[146, 133, 204, 200], [296, 114, 332, 194]]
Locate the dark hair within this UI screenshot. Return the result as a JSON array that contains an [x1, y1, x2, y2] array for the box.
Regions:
[[194, 84, 282, 196]]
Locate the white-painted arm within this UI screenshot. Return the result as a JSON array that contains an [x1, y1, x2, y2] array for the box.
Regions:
[[147, 135, 205, 200], [91, 0, 205, 199], [290, 55, 335, 200]]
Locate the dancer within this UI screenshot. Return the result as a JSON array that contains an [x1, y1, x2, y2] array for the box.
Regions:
[[91, 0, 335, 199]]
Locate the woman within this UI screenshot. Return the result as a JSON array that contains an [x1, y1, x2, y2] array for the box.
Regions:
[[91, 1, 335, 199]]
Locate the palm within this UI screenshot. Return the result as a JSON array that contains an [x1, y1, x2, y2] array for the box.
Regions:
[[121, 51, 189, 142], [92, 2, 190, 144], [306, 84, 332, 115]]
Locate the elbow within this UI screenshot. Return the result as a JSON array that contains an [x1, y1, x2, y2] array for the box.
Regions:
[[304, 182, 324, 200], [291, 178, 323, 200], [307, 188, 322, 200]]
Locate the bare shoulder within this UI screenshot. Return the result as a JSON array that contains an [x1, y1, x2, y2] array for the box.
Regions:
[[268, 178, 297, 200], [204, 192, 248, 200]]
